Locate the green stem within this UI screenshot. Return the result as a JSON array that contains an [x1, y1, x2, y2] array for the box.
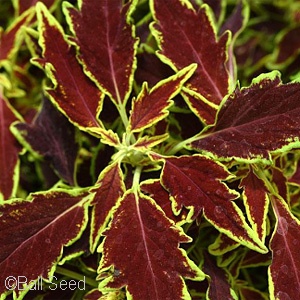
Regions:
[[132, 165, 143, 192], [253, 166, 278, 197], [55, 266, 98, 288], [166, 134, 200, 156]]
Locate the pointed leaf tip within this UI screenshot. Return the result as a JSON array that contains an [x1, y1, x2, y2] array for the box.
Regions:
[[35, 3, 103, 131], [129, 64, 196, 132], [64, 0, 138, 105], [151, 0, 230, 122]]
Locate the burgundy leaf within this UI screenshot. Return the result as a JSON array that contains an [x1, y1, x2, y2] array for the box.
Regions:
[[0, 189, 91, 299], [129, 64, 196, 132], [220, 1, 249, 84], [289, 160, 300, 186], [98, 191, 204, 300], [160, 155, 267, 252], [181, 90, 219, 125], [135, 52, 173, 88], [192, 73, 300, 161], [151, 0, 230, 121], [203, 251, 236, 300], [208, 234, 239, 256], [270, 26, 300, 67], [0, 8, 34, 62], [35, 3, 103, 132], [0, 95, 22, 200], [12, 98, 78, 185], [202, 0, 223, 23], [141, 179, 188, 224], [239, 169, 269, 241], [269, 196, 300, 300], [89, 163, 125, 253], [83, 289, 104, 299], [239, 286, 268, 300], [133, 134, 168, 150], [220, 1, 248, 37], [17, 0, 58, 15], [64, 0, 138, 105], [240, 250, 271, 268]]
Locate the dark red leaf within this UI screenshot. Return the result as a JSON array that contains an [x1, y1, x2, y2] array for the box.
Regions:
[[0, 96, 22, 200], [12, 98, 78, 185], [98, 191, 204, 300], [270, 26, 300, 67], [129, 64, 196, 132], [239, 169, 269, 241], [141, 179, 188, 224], [0, 189, 91, 299], [192, 73, 300, 161], [64, 0, 138, 105], [135, 52, 173, 88], [208, 233, 239, 256], [35, 4, 103, 132], [0, 9, 34, 63], [181, 90, 218, 125], [289, 160, 300, 186], [240, 250, 271, 268], [89, 163, 125, 253], [269, 196, 300, 300], [220, 1, 248, 37], [203, 251, 236, 300], [17, 0, 58, 15], [239, 285, 268, 300], [160, 155, 267, 252], [83, 289, 104, 299], [202, 0, 223, 23], [151, 0, 230, 121]]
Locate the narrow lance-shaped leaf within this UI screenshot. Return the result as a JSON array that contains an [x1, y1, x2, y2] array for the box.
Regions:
[[0, 8, 34, 64], [89, 163, 125, 253], [12, 98, 79, 185], [34, 3, 104, 133], [268, 196, 300, 300], [159, 155, 267, 253], [268, 26, 300, 68], [98, 190, 204, 300], [15, 0, 58, 16], [0, 92, 22, 201], [220, 0, 249, 86], [129, 64, 196, 132], [192, 72, 300, 161], [203, 251, 237, 300], [239, 169, 269, 242], [63, 0, 138, 105], [150, 0, 230, 123], [0, 189, 91, 299]]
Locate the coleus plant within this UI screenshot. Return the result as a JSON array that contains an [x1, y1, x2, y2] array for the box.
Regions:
[[1, 0, 300, 299]]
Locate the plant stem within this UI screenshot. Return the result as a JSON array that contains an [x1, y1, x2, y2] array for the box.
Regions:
[[55, 266, 98, 287]]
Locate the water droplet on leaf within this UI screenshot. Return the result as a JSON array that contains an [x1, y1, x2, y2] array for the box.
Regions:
[[276, 291, 291, 300], [214, 206, 223, 215], [280, 265, 289, 275], [277, 217, 289, 235], [154, 249, 164, 260]]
